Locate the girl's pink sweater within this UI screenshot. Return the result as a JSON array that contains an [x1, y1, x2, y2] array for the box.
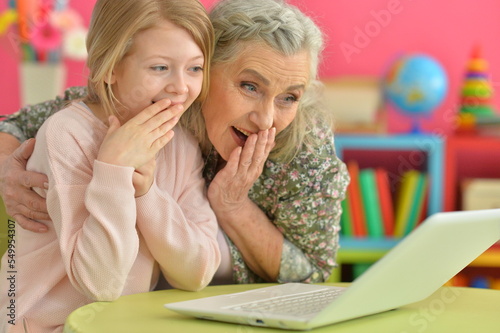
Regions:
[[0, 103, 220, 332]]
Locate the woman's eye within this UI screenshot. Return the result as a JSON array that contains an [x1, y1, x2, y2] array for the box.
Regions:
[[279, 94, 299, 105], [241, 82, 257, 92]]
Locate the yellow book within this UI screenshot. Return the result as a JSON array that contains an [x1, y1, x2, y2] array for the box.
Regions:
[[394, 170, 420, 237]]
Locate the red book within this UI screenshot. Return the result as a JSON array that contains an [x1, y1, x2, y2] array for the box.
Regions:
[[346, 161, 367, 237], [375, 168, 395, 237]]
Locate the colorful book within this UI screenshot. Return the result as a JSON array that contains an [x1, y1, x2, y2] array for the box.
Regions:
[[359, 168, 384, 238], [394, 170, 420, 237], [346, 161, 367, 237], [403, 173, 428, 235], [417, 185, 429, 227], [340, 196, 353, 236], [375, 168, 395, 237]]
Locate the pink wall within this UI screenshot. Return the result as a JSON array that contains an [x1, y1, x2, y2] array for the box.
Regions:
[[2, 0, 499, 135]]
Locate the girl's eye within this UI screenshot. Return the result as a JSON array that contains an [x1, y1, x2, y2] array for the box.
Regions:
[[190, 66, 204, 72], [151, 65, 168, 72]]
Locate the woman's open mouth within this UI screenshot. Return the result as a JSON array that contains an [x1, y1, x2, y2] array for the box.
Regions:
[[231, 126, 251, 146]]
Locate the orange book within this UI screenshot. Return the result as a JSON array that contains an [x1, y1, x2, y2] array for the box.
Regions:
[[375, 168, 395, 237], [346, 161, 367, 237]]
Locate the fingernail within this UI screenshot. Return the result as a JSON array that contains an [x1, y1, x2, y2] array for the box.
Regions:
[[44, 182, 49, 189]]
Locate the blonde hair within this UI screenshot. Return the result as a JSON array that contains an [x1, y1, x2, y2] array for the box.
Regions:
[[84, 0, 214, 118], [181, 0, 331, 162]]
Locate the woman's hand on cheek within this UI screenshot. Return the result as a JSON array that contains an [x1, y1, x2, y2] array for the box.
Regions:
[[97, 99, 183, 169], [208, 128, 276, 217]]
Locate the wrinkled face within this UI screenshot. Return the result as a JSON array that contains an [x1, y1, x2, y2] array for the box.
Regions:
[[202, 43, 310, 161], [110, 20, 204, 122]]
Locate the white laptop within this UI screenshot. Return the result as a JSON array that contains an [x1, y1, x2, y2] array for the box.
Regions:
[[165, 209, 500, 330]]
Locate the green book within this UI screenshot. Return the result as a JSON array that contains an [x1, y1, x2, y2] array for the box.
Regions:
[[353, 263, 372, 279], [340, 196, 353, 236], [404, 173, 428, 235], [359, 169, 384, 238]]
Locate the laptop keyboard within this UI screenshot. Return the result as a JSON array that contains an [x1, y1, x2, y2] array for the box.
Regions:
[[227, 288, 345, 316]]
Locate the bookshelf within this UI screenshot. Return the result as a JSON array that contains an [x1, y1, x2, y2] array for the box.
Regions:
[[330, 133, 500, 287], [331, 133, 445, 282], [334, 134, 445, 215], [444, 135, 500, 211]]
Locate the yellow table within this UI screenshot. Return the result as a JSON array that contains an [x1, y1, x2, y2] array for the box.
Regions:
[[64, 283, 500, 333], [0, 198, 12, 264]]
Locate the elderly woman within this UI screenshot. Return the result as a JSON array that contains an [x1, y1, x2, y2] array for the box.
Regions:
[[0, 0, 349, 284]]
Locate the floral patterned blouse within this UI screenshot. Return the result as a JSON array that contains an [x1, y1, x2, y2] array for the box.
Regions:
[[1, 87, 350, 284]]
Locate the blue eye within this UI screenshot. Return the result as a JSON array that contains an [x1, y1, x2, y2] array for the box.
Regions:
[[241, 82, 257, 92], [151, 65, 168, 72], [190, 66, 204, 73], [277, 94, 299, 107], [284, 95, 298, 102]]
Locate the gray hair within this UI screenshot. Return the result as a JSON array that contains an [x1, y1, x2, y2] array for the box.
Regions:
[[181, 0, 331, 162], [210, 0, 324, 79]]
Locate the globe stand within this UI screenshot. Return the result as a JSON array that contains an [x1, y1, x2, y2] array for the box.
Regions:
[[388, 104, 430, 135], [410, 119, 423, 134], [404, 109, 435, 135]]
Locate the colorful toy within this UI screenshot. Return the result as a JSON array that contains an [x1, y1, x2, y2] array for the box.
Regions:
[[456, 45, 499, 134], [460, 45, 495, 116]]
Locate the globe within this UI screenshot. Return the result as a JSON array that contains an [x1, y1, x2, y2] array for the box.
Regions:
[[383, 54, 448, 132]]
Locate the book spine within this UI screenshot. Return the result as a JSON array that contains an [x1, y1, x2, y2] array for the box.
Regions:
[[347, 161, 367, 237], [375, 168, 395, 237], [394, 170, 419, 237], [359, 169, 385, 238]]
